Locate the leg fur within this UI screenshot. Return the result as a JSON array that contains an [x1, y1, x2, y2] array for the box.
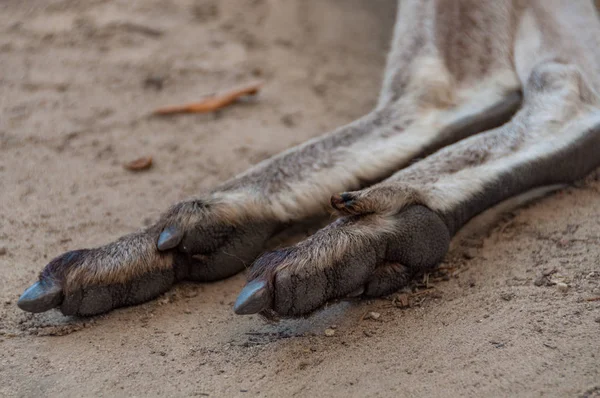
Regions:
[[235, 0, 600, 317], [19, 0, 524, 316]]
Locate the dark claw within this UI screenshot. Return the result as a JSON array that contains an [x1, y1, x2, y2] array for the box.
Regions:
[[233, 279, 271, 315], [157, 226, 183, 251], [346, 286, 365, 298], [17, 279, 64, 313], [330, 192, 355, 210]]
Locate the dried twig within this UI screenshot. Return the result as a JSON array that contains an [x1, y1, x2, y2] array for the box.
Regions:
[[585, 296, 600, 302], [153, 81, 264, 115], [410, 289, 435, 297]]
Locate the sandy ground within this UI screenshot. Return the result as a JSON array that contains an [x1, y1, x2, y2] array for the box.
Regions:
[[1, 1, 600, 397]]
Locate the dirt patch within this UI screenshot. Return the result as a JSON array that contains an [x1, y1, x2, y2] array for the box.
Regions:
[[1, 1, 599, 396]]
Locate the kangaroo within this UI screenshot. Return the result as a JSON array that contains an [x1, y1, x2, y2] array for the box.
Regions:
[[17, 0, 600, 318]]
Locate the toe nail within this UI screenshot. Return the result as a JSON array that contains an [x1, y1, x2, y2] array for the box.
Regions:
[[233, 280, 271, 315], [17, 280, 64, 313], [347, 286, 365, 298], [157, 226, 183, 251]]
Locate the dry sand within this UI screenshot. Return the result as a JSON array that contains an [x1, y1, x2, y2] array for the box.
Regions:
[[1, 1, 599, 397]]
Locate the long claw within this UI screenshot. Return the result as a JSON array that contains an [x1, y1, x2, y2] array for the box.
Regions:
[[233, 280, 271, 315], [17, 280, 64, 313], [157, 226, 183, 251]]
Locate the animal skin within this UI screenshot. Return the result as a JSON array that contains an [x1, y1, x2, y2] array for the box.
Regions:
[[18, 0, 600, 318]]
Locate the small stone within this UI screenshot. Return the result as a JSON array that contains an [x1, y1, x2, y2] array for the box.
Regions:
[[556, 282, 569, 293], [324, 328, 335, 337], [534, 275, 545, 286], [489, 341, 505, 348], [500, 292, 514, 301], [367, 311, 381, 320], [123, 156, 153, 171], [463, 249, 476, 259], [184, 290, 199, 299], [0, 247, 6, 256], [143, 76, 165, 91], [281, 114, 296, 127], [586, 271, 598, 279]]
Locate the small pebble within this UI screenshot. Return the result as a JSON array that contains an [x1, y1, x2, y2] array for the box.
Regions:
[[0, 247, 6, 256], [463, 249, 476, 259], [556, 282, 569, 293], [143, 76, 165, 90], [534, 275, 546, 287], [281, 114, 296, 127], [368, 311, 381, 320], [324, 328, 335, 337], [500, 292, 514, 301]]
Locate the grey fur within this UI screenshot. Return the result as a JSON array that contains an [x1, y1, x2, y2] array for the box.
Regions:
[[60, 270, 176, 316], [243, 205, 450, 316], [18, 0, 600, 318]]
